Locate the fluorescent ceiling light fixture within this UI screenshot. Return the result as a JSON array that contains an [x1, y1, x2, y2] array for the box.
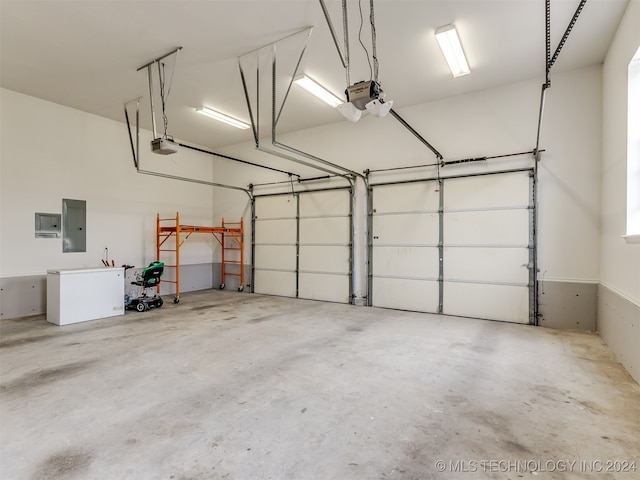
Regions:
[[294, 75, 343, 108], [195, 107, 250, 129], [435, 24, 470, 77]]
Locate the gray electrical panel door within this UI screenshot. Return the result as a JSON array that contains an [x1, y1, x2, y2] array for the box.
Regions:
[[63, 199, 86, 252], [35, 213, 61, 238]]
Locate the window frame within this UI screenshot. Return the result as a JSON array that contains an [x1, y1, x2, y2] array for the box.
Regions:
[[624, 47, 640, 244]]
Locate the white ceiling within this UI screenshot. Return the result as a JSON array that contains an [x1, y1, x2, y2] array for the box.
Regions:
[[0, 0, 629, 151]]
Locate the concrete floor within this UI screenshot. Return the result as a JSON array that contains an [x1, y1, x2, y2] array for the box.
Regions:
[[1, 290, 639, 480]]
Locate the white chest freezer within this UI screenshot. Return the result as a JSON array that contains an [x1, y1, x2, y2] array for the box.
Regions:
[[47, 267, 125, 325]]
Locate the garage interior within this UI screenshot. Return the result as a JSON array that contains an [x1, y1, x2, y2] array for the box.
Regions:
[[1, 1, 639, 479]]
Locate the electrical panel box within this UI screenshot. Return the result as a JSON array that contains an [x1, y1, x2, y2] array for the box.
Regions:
[[35, 212, 61, 238], [63, 198, 86, 252]]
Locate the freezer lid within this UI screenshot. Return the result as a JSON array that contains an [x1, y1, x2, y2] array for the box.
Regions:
[[47, 267, 124, 275]]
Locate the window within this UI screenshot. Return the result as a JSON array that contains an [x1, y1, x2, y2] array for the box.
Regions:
[[625, 46, 640, 243]]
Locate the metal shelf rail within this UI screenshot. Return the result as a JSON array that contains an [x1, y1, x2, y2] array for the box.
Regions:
[[156, 212, 244, 303]]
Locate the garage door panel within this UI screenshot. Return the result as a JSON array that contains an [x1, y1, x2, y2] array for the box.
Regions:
[[300, 190, 350, 216], [444, 247, 529, 284], [299, 246, 349, 273], [444, 172, 530, 210], [299, 217, 350, 244], [373, 183, 439, 213], [254, 245, 297, 271], [373, 213, 439, 245], [255, 196, 297, 219], [298, 190, 351, 304], [371, 182, 439, 313], [444, 209, 529, 245], [255, 219, 297, 244], [373, 246, 439, 278], [443, 283, 529, 324], [254, 270, 296, 297], [372, 277, 439, 312], [299, 273, 350, 303]]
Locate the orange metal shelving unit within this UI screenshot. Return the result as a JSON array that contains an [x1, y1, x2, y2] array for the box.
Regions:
[[156, 212, 244, 303]]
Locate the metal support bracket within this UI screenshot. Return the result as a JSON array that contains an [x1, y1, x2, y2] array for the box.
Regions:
[[238, 27, 365, 182], [123, 98, 253, 199], [137, 47, 183, 140]]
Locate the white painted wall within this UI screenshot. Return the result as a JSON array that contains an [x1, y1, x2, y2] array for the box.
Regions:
[[0, 89, 227, 278], [537, 66, 603, 284], [601, 0, 640, 305], [599, 0, 640, 383]]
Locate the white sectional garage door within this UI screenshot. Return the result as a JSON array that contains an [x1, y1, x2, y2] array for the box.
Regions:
[[371, 170, 533, 324], [253, 189, 351, 303]]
